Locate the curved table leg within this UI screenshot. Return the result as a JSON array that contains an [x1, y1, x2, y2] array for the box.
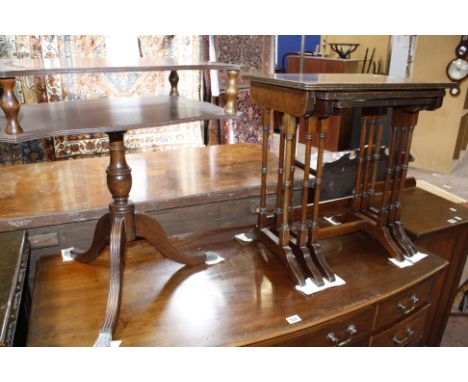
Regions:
[[71, 213, 112, 263], [367, 224, 405, 261], [135, 213, 206, 265], [394, 222, 417, 255], [284, 246, 307, 287], [310, 242, 336, 282], [389, 222, 413, 257], [301, 246, 325, 286], [94, 217, 126, 347]]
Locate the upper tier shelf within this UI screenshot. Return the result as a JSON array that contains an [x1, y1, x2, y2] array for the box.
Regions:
[[0, 96, 241, 143], [242, 73, 454, 92], [0, 57, 243, 77]]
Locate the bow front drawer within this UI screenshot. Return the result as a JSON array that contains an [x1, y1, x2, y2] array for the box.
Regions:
[[374, 278, 432, 330], [370, 305, 429, 346]]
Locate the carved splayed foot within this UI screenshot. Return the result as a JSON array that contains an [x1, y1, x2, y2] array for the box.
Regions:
[[310, 242, 336, 282]]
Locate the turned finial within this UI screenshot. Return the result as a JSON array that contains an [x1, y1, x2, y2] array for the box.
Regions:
[[169, 71, 179, 97]]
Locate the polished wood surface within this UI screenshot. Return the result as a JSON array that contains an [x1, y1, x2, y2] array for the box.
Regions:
[[401, 188, 468, 237], [400, 187, 468, 346], [0, 96, 240, 143], [243, 73, 454, 92], [0, 57, 242, 77], [0, 144, 303, 231], [27, 226, 446, 346]]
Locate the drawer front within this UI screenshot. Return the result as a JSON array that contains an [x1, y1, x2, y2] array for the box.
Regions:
[[370, 305, 429, 347], [265, 308, 373, 347], [374, 278, 432, 330]]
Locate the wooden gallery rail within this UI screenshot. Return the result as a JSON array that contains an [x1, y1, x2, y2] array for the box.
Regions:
[[238, 73, 453, 288], [0, 57, 242, 346]]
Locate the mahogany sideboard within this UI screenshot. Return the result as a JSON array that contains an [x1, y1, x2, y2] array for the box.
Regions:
[[27, 226, 447, 346], [1, 143, 465, 346]]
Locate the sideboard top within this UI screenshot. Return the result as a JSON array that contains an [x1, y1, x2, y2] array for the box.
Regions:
[[243, 72, 455, 92], [0, 57, 243, 77]]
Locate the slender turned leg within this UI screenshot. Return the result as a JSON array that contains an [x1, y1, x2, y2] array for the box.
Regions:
[[352, 116, 368, 212], [0, 78, 23, 135], [275, 114, 285, 230], [392, 111, 418, 255], [72, 213, 112, 263], [258, 108, 271, 228], [169, 70, 179, 97], [368, 114, 385, 208], [308, 117, 335, 282], [295, 117, 324, 286], [370, 112, 405, 261], [279, 114, 296, 246], [288, 124, 297, 227], [224, 70, 239, 115], [360, 115, 376, 211], [298, 117, 315, 247], [379, 116, 397, 226], [94, 217, 126, 347], [386, 113, 414, 256]]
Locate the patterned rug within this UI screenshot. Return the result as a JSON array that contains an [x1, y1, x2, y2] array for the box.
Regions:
[[213, 35, 275, 145], [0, 35, 204, 164]]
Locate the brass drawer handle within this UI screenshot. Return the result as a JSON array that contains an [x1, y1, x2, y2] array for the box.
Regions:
[[392, 328, 414, 345], [326, 324, 357, 347], [397, 294, 419, 314]]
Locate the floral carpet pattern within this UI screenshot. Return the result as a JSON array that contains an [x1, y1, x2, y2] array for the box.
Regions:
[[213, 35, 274, 145], [0, 35, 204, 164]]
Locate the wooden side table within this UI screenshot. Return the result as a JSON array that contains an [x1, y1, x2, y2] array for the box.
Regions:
[[239, 72, 453, 290], [0, 57, 242, 345]]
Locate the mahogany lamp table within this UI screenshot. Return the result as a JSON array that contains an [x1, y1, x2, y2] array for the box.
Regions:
[[0, 57, 242, 346]]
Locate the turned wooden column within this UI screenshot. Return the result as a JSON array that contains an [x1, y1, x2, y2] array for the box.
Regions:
[[224, 70, 239, 115], [0, 78, 23, 135], [107, 132, 135, 242], [279, 114, 297, 246], [258, 108, 271, 228], [169, 70, 179, 97], [297, 116, 316, 247]]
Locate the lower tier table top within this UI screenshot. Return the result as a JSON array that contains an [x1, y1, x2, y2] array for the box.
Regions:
[[27, 226, 446, 346], [0, 96, 240, 143]]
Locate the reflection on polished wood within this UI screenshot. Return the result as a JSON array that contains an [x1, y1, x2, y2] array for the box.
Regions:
[[0, 144, 303, 231], [27, 226, 446, 346]]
